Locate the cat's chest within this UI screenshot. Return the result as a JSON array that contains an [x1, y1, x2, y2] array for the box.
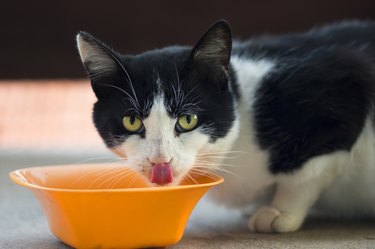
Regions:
[[208, 99, 275, 207], [207, 56, 277, 206]]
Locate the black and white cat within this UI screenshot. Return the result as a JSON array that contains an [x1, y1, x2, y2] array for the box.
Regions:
[[76, 20, 375, 233]]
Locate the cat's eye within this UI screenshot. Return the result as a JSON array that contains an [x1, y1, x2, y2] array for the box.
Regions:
[[123, 115, 143, 133], [176, 114, 198, 132]]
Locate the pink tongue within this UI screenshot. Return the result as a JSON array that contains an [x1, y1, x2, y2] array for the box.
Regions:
[[151, 163, 173, 185]]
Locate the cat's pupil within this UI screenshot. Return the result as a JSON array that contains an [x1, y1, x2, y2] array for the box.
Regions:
[[130, 115, 135, 125], [186, 115, 191, 124]]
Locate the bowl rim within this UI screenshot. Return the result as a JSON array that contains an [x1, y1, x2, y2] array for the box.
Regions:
[[9, 164, 224, 193]]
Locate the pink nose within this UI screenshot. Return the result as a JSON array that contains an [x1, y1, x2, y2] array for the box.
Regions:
[[150, 163, 173, 185]]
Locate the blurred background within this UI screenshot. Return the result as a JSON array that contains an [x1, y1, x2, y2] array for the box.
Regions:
[[0, 0, 375, 153], [2, 0, 375, 78]]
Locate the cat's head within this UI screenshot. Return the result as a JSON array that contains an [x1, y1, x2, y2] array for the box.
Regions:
[[76, 20, 239, 186]]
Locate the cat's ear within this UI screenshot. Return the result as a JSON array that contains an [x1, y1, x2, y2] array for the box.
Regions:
[[191, 20, 232, 72], [76, 32, 123, 98], [76, 31, 119, 79]]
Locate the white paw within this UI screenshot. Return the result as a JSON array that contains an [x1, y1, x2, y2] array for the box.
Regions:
[[248, 206, 303, 233]]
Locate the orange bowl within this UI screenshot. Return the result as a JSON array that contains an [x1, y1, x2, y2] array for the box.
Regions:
[[9, 163, 223, 248]]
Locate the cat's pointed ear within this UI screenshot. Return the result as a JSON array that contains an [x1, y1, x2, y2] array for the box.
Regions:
[[76, 31, 119, 79], [191, 20, 232, 72], [76, 32, 122, 98]]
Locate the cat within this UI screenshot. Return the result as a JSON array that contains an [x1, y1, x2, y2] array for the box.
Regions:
[[76, 20, 375, 233]]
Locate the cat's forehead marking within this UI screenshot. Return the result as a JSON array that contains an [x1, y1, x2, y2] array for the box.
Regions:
[[143, 95, 176, 140], [135, 73, 165, 118], [152, 72, 178, 117], [155, 74, 162, 93]]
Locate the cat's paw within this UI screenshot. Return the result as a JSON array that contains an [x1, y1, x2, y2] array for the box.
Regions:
[[248, 206, 302, 233]]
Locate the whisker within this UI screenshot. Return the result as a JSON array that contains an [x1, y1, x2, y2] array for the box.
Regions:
[[68, 166, 119, 188], [195, 160, 238, 168], [196, 157, 244, 162], [195, 166, 239, 177], [101, 83, 140, 110], [195, 161, 235, 168], [182, 83, 201, 103], [95, 171, 126, 189], [87, 167, 128, 189], [190, 169, 219, 181], [197, 150, 248, 156], [97, 170, 135, 189], [194, 162, 239, 177], [125, 172, 142, 189], [71, 157, 121, 165], [97, 44, 141, 109], [185, 171, 199, 185], [108, 170, 138, 189]]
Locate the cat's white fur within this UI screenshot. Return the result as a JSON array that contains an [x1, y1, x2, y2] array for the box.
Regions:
[[209, 57, 276, 207], [209, 55, 375, 232]]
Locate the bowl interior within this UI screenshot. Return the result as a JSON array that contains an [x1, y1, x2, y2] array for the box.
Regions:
[[10, 164, 222, 190]]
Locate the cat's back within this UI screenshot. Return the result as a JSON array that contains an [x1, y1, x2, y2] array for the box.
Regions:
[[233, 21, 375, 59], [229, 21, 375, 215], [230, 20, 375, 176], [306, 21, 375, 47]]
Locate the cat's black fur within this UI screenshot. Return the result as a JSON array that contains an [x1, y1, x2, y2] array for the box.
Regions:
[[79, 20, 375, 174], [89, 44, 238, 145], [244, 22, 375, 173], [255, 47, 375, 173]]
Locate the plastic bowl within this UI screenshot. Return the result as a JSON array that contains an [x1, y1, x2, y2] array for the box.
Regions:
[[9, 163, 223, 248]]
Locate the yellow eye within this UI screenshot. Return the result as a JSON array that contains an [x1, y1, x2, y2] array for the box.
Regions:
[[123, 115, 143, 133], [177, 114, 198, 132]]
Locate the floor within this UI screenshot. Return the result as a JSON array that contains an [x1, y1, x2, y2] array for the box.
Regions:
[[1, 152, 375, 249]]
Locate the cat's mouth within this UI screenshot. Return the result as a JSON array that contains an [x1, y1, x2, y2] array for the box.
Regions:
[[150, 163, 173, 185]]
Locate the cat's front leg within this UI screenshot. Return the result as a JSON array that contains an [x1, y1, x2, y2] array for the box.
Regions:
[[248, 154, 340, 233], [248, 181, 316, 233]]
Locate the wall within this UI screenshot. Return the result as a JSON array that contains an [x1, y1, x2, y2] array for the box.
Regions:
[[2, 0, 375, 78]]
